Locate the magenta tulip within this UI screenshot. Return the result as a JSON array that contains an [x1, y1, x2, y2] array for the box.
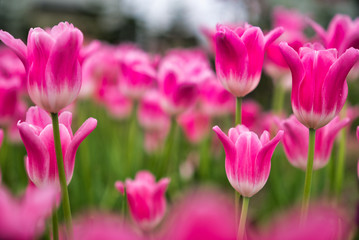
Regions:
[[280, 115, 350, 170], [0, 184, 57, 240], [279, 42, 359, 129], [17, 106, 97, 188], [215, 24, 283, 97], [178, 109, 211, 144], [213, 125, 283, 197], [115, 171, 170, 231], [0, 22, 83, 113]]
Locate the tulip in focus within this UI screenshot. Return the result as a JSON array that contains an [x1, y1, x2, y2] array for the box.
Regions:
[[0, 22, 83, 113], [280, 115, 350, 170], [279, 42, 359, 129], [215, 24, 283, 97], [17, 106, 97, 188], [115, 171, 170, 231], [213, 125, 283, 197], [0, 184, 57, 240]]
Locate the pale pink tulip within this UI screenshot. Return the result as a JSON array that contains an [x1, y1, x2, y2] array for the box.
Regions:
[[280, 115, 350, 170], [279, 42, 359, 129], [17, 106, 97, 188], [0, 22, 83, 113], [143, 130, 169, 154], [0, 184, 57, 240], [115, 171, 170, 231], [213, 125, 283, 197], [215, 24, 283, 97]]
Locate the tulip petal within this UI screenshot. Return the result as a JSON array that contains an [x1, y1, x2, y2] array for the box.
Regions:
[[0, 30, 28, 70], [307, 18, 328, 45], [115, 181, 125, 195], [18, 122, 49, 186], [213, 126, 235, 163], [323, 47, 359, 113], [279, 42, 305, 108], [136, 170, 156, 184], [25, 106, 51, 129], [65, 118, 97, 182], [264, 27, 284, 49]]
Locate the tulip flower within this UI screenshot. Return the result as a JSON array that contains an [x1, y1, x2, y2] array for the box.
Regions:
[[17, 106, 97, 188], [158, 49, 211, 115], [280, 115, 350, 170], [162, 189, 237, 240], [115, 171, 170, 231], [213, 125, 283, 197], [214, 24, 283, 98], [0, 184, 57, 240], [279, 42, 359, 130], [178, 109, 211, 144], [0, 22, 83, 113]]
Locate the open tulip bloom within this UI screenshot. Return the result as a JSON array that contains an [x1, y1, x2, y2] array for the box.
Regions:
[[213, 125, 283, 238]]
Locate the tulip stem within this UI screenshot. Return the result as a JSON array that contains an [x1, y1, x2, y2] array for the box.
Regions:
[[235, 97, 242, 125], [272, 83, 286, 114], [237, 197, 249, 240], [52, 210, 59, 240], [127, 101, 138, 175], [51, 112, 72, 235], [301, 128, 316, 220], [160, 117, 177, 177], [333, 103, 348, 203]]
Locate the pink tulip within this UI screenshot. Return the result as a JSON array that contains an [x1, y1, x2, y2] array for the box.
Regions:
[[161, 189, 237, 240], [280, 115, 350, 170], [0, 184, 57, 240], [0, 75, 22, 124], [138, 90, 170, 132], [199, 76, 235, 117], [215, 24, 283, 97], [117, 44, 157, 99], [279, 42, 359, 129], [143, 130, 168, 154], [158, 49, 211, 115], [0, 22, 83, 113], [17, 106, 97, 188], [260, 204, 350, 240], [63, 213, 143, 240], [178, 109, 211, 144], [213, 125, 283, 197], [115, 171, 170, 231], [309, 14, 359, 55], [265, 7, 307, 88]]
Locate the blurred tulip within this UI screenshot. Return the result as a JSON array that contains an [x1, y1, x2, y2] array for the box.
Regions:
[[0, 22, 83, 113], [213, 125, 283, 197], [215, 24, 283, 97], [0, 128, 3, 149], [17, 106, 97, 188], [280, 115, 350, 170], [143, 130, 169, 154], [115, 171, 170, 231], [161, 189, 237, 240], [279, 42, 359, 129], [138, 90, 170, 132], [117, 44, 157, 99], [158, 49, 211, 115], [260, 204, 350, 240], [0, 184, 57, 240], [65, 213, 143, 240], [241, 100, 262, 130], [178, 109, 211, 144]]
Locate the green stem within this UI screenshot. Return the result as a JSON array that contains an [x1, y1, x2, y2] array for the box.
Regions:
[[51, 113, 72, 235], [237, 197, 250, 240], [272, 83, 286, 114], [127, 102, 138, 175], [334, 126, 347, 202], [235, 97, 242, 125], [301, 128, 316, 220], [199, 134, 211, 179], [52, 210, 59, 240], [235, 192, 240, 225], [160, 117, 177, 177]]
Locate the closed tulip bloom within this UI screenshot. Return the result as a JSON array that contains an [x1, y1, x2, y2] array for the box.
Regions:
[[215, 24, 283, 97], [213, 125, 283, 197], [0, 184, 57, 240], [0, 22, 83, 113], [280, 115, 350, 170], [115, 171, 170, 231], [279, 43, 359, 129], [17, 106, 97, 188]]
